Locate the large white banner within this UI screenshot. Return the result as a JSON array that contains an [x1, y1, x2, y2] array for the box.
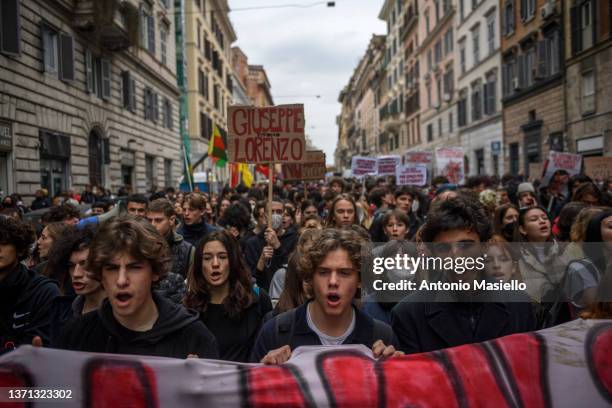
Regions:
[[0, 319, 610, 407], [351, 156, 378, 178], [435, 147, 465, 185], [396, 164, 427, 186]]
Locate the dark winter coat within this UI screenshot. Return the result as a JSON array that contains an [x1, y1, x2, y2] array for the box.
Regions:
[[167, 232, 194, 278], [0, 263, 60, 353], [176, 220, 217, 246], [243, 226, 299, 291], [56, 292, 219, 359]]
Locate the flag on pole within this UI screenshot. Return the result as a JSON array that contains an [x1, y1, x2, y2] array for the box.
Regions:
[[230, 163, 240, 188], [240, 163, 253, 187], [255, 164, 269, 178], [208, 124, 227, 168]]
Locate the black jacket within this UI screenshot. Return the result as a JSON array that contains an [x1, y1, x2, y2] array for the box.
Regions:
[[56, 292, 219, 359], [250, 301, 398, 363], [167, 232, 194, 278], [0, 263, 60, 353], [244, 226, 299, 291], [176, 221, 217, 246], [390, 290, 536, 354]]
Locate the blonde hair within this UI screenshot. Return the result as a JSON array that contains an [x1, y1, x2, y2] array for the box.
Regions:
[[570, 207, 606, 242]]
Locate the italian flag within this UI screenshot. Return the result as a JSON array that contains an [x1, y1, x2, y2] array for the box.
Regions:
[[208, 124, 227, 167]]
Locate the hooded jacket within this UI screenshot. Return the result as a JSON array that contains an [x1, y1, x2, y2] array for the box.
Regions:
[[176, 220, 217, 246], [243, 225, 299, 291], [0, 263, 60, 353], [167, 232, 194, 278], [56, 292, 218, 359]]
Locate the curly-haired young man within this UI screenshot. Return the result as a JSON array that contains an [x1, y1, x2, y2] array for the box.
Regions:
[[56, 217, 218, 359], [250, 228, 400, 364], [0, 216, 59, 353]]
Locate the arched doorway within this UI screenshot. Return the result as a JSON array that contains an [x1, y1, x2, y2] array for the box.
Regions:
[[88, 129, 103, 187]]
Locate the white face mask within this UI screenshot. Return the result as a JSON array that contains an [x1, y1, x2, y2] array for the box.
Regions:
[[271, 214, 283, 231]]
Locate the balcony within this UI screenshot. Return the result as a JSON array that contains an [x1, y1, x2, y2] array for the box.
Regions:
[[74, 0, 139, 51]]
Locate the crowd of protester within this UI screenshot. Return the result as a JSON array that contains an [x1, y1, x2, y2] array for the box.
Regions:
[[1, 171, 611, 364]]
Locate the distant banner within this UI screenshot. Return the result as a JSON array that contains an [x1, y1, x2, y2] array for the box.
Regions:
[[404, 151, 433, 165], [281, 150, 326, 181], [228, 104, 306, 164], [351, 156, 377, 178], [396, 164, 427, 186], [376, 156, 401, 176], [1, 319, 611, 406], [435, 147, 465, 185], [584, 156, 612, 181], [541, 151, 582, 186]]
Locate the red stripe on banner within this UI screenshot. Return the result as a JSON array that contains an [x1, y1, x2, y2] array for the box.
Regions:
[[493, 333, 547, 408], [0, 364, 29, 408], [87, 360, 159, 408], [247, 366, 307, 408], [320, 353, 379, 408], [591, 326, 612, 398], [381, 354, 461, 408], [444, 344, 509, 407]]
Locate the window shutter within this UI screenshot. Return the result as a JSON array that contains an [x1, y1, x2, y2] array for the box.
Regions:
[[101, 58, 111, 100], [517, 54, 525, 88], [102, 138, 111, 165], [147, 15, 155, 54], [139, 5, 146, 47], [490, 81, 496, 113], [570, 6, 581, 55], [591, 0, 597, 46], [153, 92, 159, 122], [520, 0, 527, 21], [144, 88, 150, 119], [85, 49, 93, 93], [130, 78, 136, 112], [1, 0, 21, 55], [59, 33, 74, 81], [537, 40, 547, 79], [122, 71, 130, 108]]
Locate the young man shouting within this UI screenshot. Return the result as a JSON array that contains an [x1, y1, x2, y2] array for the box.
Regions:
[[57, 217, 218, 359], [250, 228, 399, 364]]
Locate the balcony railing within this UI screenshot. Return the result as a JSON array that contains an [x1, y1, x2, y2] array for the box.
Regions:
[[74, 0, 139, 51]]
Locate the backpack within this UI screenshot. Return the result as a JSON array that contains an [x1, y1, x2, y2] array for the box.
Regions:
[[274, 307, 389, 348]]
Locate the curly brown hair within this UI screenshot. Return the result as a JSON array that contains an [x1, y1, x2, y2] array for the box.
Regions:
[[325, 194, 358, 228], [184, 231, 254, 320], [299, 228, 366, 298], [87, 216, 171, 282]]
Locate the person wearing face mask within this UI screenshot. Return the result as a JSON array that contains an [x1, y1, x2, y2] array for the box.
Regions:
[[564, 210, 612, 315], [244, 198, 299, 291], [514, 206, 570, 328], [493, 204, 519, 242], [184, 231, 272, 362]]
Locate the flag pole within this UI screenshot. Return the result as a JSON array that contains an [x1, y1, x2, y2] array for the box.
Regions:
[[268, 162, 274, 229]]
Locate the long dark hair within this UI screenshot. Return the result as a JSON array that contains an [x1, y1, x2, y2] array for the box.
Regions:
[[184, 231, 253, 319]]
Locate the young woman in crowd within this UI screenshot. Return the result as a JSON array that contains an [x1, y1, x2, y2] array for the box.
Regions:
[[184, 231, 272, 362], [554, 202, 587, 242], [382, 210, 410, 241], [514, 206, 569, 327], [572, 182, 605, 207], [565, 209, 612, 315], [493, 204, 519, 241], [485, 235, 522, 283], [35, 222, 70, 274]]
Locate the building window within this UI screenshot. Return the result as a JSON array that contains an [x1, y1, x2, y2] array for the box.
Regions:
[[198, 69, 209, 99], [487, 13, 495, 56], [160, 24, 168, 65], [449, 112, 453, 133], [213, 84, 219, 110], [471, 82, 482, 121], [472, 26, 480, 65], [502, 55, 516, 97], [438, 118, 442, 138], [42, 25, 58, 74], [520, 0, 536, 21], [427, 49, 433, 71], [475, 149, 485, 175], [86, 51, 111, 100], [458, 90, 467, 127], [164, 159, 172, 187], [436, 77, 442, 107], [425, 10, 430, 34], [582, 70, 596, 114], [427, 82, 432, 107], [0, 0, 21, 55], [509, 142, 519, 175], [434, 40, 442, 65], [145, 155, 155, 192], [581, 1, 594, 50], [434, 0, 440, 22], [163, 98, 173, 130], [459, 0, 464, 19], [140, 4, 155, 55], [144, 87, 158, 122], [504, 0, 515, 35], [427, 123, 433, 142], [443, 68, 454, 97], [459, 40, 466, 74], [444, 29, 453, 55], [484, 74, 496, 115], [121, 71, 137, 112]]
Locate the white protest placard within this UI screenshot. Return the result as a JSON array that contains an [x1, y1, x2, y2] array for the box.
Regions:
[[351, 156, 378, 178], [404, 151, 433, 165], [228, 104, 306, 164], [435, 147, 465, 185], [376, 155, 401, 176], [396, 164, 427, 186], [540, 151, 583, 186]]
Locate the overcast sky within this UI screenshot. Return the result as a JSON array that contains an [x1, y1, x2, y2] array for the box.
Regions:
[[229, 0, 386, 165]]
